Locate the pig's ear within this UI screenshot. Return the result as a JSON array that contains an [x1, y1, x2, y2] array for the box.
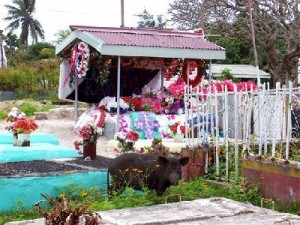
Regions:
[[158, 156, 168, 165], [180, 157, 189, 166]]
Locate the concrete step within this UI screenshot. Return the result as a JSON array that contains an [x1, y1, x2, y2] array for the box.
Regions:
[[5, 197, 300, 225]]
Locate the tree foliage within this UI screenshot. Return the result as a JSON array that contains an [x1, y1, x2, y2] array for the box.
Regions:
[[4, 0, 44, 47], [136, 8, 167, 28], [53, 29, 71, 45], [168, 0, 300, 85]]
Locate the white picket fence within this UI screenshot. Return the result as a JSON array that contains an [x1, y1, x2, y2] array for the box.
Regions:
[[184, 81, 300, 180]]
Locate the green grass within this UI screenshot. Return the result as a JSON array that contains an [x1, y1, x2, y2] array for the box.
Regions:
[[0, 179, 299, 225], [0, 111, 6, 120]]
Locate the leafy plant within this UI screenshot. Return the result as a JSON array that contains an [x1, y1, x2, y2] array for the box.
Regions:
[[19, 102, 36, 117]]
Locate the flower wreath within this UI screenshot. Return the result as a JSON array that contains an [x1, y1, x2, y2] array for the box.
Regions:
[[181, 59, 204, 88], [71, 41, 90, 78], [96, 107, 106, 128]]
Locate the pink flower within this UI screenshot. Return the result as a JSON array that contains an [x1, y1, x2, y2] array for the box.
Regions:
[[79, 125, 92, 140]]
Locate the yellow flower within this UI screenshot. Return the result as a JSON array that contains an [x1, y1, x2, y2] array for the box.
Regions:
[[124, 168, 129, 172], [59, 193, 65, 199], [81, 191, 89, 198], [65, 170, 73, 175], [132, 168, 138, 172]]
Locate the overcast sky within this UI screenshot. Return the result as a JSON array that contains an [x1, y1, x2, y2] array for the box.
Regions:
[[0, 0, 173, 43]]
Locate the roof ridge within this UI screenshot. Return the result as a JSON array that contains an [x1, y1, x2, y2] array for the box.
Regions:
[[70, 25, 205, 38]]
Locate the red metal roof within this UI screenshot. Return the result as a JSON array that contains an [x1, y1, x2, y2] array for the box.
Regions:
[[69, 25, 224, 51]]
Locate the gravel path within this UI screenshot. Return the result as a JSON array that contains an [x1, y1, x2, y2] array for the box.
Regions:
[[0, 156, 112, 177]]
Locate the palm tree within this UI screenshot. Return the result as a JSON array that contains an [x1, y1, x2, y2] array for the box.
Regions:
[[4, 0, 44, 47]]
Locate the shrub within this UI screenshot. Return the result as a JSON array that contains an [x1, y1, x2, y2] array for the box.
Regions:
[[0, 59, 60, 101]]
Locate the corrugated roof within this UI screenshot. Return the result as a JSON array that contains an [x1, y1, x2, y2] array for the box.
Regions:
[[211, 64, 271, 79], [56, 26, 226, 60], [70, 25, 224, 51]]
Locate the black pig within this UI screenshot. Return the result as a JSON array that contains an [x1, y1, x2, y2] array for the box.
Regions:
[[108, 153, 189, 196]]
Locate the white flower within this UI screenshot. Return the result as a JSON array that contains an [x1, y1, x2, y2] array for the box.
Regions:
[[105, 98, 129, 111], [202, 79, 209, 87], [99, 96, 116, 108], [114, 132, 126, 141]]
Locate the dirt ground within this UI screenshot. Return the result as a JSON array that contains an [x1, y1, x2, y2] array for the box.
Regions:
[[0, 108, 118, 158]]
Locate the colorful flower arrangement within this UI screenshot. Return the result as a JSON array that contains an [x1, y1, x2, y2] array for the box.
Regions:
[[167, 78, 185, 97], [140, 89, 165, 114], [5, 107, 25, 131], [162, 96, 185, 115], [114, 131, 139, 153], [74, 123, 98, 151], [122, 97, 142, 111], [62, 41, 90, 87], [12, 118, 38, 134], [169, 121, 186, 135], [91, 53, 112, 86], [73, 42, 90, 78], [5, 107, 38, 134]]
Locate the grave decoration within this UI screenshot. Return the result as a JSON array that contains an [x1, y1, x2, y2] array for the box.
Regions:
[[5, 107, 38, 146]]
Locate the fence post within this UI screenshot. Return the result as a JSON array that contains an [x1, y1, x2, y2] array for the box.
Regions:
[[234, 84, 239, 180], [286, 81, 292, 160], [271, 82, 280, 158], [224, 86, 229, 180]]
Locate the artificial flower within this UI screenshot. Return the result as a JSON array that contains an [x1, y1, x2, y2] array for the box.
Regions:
[[114, 131, 139, 153], [12, 118, 38, 134]]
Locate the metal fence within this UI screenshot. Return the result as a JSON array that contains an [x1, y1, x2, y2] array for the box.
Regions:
[[184, 81, 300, 180]]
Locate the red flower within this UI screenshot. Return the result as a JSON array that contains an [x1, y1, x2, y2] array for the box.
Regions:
[[170, 122, 179, 134], [13, 118, 38, 133], [74, 141, 80, 150], [180, 125, 186, 133], [126, 131, 139, 142], [169, 122, 186, 135], [139, 148, 145, 153]]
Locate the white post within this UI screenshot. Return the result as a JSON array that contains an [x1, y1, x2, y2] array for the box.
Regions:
[[116, 56, 121, 133], [271, 82, 280, 158], [214, 86, 220, 178], [195, 86, 201, 145], [224, 86, 229, 180], [190, 85, 195, 147], [234, 84, 239, 180], [258, 84, 265, 155], [184, 86, 190, 146], [246, 87, 253, 153], [286, 81, 292, 160], [263, 84, 269, 154], [242, 90, 248, 156], [74, 70, 79, 122]]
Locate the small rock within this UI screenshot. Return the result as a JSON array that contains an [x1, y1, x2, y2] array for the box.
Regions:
[[34, 112, 48, 120]]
